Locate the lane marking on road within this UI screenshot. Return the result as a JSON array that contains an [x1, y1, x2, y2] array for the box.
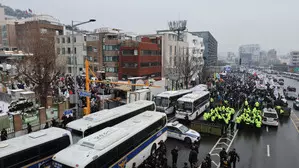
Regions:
[[267, 145, 270, 157], [290, 117, 299, 133], [266, 126, 269, 132], [212, 161, 219, 167], [214, 147, 222, 150], [218, 142, 229, 146]]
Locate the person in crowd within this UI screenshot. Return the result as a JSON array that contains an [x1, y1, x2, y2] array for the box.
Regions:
[[182, 162, 189, 168], [132, 162, 137, 168], [44, 122, 49, 129], [205, 154, 212, 168], [1, 128, 8, 141], [219, 148, 227, 167], [188, 147, 198, 168], [51, 118, 57, 127], [171, 146, 179, 167], [61, 114, 67, 128], [193, 140, 200, 153], [27, 123, 32, 133], [228, 148, 240, 168]]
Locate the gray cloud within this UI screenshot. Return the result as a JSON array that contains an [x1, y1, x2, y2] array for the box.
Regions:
[[4, 0, 299, 54]]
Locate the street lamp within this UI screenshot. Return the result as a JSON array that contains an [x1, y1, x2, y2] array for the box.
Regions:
[[71, 19, 96, 118]]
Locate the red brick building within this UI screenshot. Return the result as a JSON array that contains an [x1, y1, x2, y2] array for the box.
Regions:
[[119, 36, 162, 80]]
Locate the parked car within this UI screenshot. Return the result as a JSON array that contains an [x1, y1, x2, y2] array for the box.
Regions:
[[293, 99, 299, 110], [285, 91, 297, 100], [278, 81, 284, 85], [273, 78, 277, 82], [167, 121, 201, 144], [287, 86, 296, 92], [279, 78, 284, 82], [262, 108, 279, 126]]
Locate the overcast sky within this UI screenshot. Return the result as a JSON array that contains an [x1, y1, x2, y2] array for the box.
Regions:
[[3, 0, 299, 54]]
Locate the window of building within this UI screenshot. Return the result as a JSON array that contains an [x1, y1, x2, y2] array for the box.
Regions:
[[169, 57, 172, 66], [73, 37, 76, 43], [104, 56, 119, 62], [140, 62, 161, 67], [62, 48, 65, 54], [122, 50, 135, 56], [104, 45, 119, 51], [174, 46, 177, 55], [87, 46, 93, 52], [67, 37, 71, 43], [141, 50, 160, 56], [56, 38, 60, 44], [67, 57, 72, 64], [105, 67, 118, 73], [68, 67, 72, 73], [122, 62, 138, 68], [40, 28, 47, 34], [84, 36, 87, 41], [169, 46, 172, 56], [74, 47, 77, 54], [94, 56, 98, 62], [62, 38, 65, 43], [57, 48, 60, 55], [67, 48, 71, 54]]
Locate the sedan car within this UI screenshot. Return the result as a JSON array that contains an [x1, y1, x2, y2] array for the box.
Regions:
[[293, 99, 299, 110], [285, 92, 297, 100], [278, 81, 284, 86], [262, 108, 279, 126], [287, 86, 296, 92], [167, 121, 201, 144]]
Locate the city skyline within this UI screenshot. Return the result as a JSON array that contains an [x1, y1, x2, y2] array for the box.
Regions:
[[4, 0, 299, 54]]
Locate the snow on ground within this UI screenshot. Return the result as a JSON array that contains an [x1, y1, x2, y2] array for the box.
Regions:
[[0, 101, 9, 116]]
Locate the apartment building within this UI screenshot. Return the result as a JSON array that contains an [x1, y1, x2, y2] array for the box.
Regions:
[[55, 31, 87, 75], [118, 36, 162, 80]]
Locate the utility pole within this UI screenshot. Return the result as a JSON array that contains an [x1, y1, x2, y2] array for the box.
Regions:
[[71, 19, 96, 118]]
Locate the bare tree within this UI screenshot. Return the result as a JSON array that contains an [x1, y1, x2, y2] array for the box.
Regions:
[[17, 30, 65, 107], [177, 55, 200, 89]]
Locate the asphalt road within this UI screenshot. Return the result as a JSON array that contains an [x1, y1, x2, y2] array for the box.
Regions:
[[165, 135, 218, 167], [229, 75, 299, 168], [165, 74, 299, 168]]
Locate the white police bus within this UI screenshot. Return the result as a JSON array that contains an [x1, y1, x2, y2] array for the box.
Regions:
[[154, 90, 192, 114], [0, 127, 72, 168], [52, 111, 167, 168], [66, 100, 156, 143], [175, 91, 210, 120]]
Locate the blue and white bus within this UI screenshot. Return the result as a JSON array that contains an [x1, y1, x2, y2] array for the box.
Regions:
[[66, 100, 156, 143], [0, 127, 72, 168], [52, 111, 167, 168], [175, 91, 210, 120]]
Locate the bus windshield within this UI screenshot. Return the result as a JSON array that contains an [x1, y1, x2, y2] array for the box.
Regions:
[[177, 101, 193, 112], [155, 97, 169, 107], [68, 128, 83, 143]]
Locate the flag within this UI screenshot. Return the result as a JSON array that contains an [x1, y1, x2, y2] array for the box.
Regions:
[[28, 8, 32, 13]]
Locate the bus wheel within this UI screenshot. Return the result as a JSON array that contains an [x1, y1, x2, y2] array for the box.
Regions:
[[151, 143, 157, 155], [184, 137, 191, 144]]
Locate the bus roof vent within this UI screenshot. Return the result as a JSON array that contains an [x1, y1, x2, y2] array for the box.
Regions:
[[0, 143, 9, 148], [143, 113, 152, 117], [133, 120, 141, 123], [29, 132, 47, 139], [94, 129, 128, 151]]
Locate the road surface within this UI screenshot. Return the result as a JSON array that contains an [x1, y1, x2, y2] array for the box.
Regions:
[[230, 76, 299, 168]]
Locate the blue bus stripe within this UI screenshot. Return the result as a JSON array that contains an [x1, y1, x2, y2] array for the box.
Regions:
[[111, 127, 167, 168]]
